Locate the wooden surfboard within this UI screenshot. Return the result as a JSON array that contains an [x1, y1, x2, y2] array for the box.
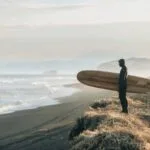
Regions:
[[77, 70, 150, 94]]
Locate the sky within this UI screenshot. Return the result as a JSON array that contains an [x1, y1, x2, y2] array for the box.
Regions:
[[0, 0, 150, 61], [1, 0, 150, 26]]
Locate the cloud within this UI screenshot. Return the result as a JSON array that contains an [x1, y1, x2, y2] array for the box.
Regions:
[[0, 0, 150, 61], [0, 0, 150, 26]]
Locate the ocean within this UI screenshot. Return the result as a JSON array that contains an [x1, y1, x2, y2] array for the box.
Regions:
[[0, 75, 78, 115]]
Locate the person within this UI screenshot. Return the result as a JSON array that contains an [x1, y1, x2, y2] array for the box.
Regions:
[[118, 59, 128, 113]]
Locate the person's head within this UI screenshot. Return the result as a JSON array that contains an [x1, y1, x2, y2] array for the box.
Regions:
[[119, 59, 125, 67]]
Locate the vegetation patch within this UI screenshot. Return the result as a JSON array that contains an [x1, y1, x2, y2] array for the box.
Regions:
[[69, 98, 150, 150]]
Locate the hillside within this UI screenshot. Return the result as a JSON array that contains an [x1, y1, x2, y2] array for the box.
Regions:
[[69, 95, 150, 150], [98, 57, 150, 77]]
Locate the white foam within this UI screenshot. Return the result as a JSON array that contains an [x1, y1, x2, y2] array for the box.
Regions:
[[0, 75, 78, 115], [0, 78, 26, 84]]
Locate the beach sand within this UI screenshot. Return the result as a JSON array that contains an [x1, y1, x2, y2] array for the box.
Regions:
[[0, 88, 112, 150]]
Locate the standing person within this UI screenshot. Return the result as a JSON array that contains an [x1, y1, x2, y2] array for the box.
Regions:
[[118, 59, 128, 113]]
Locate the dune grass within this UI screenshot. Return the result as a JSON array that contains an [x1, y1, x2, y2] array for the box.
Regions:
[[69, 96, 150, 150]]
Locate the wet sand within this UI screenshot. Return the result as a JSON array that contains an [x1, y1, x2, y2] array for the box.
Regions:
[[0, 89, 112, 150]]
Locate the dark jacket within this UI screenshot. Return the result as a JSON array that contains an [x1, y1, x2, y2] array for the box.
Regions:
[[119, 66, 127, 89]]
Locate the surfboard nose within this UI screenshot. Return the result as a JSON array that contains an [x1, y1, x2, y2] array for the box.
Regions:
[[77, 71, 85, 81]]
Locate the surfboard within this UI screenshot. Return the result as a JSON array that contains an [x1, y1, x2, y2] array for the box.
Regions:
[[77, 70, 150, 94]]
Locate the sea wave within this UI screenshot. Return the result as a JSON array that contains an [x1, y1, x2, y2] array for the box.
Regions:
[[0, 75, 79, 115]]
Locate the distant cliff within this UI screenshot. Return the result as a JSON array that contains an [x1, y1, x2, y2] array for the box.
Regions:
[[43, 70, 58, 76], [98, 57, 150, 77]]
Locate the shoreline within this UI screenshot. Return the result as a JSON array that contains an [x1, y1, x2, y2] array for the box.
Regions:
[[0, 89, 113, 150], [0, 85, 80, 116], [0, 82, 106, 116]]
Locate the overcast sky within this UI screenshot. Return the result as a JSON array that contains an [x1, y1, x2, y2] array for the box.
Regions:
[[0, 0, 150, 61], [1, 0, 150, 26]]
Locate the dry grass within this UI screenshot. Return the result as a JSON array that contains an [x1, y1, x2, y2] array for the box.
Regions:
[[69, 97, 150, 150]]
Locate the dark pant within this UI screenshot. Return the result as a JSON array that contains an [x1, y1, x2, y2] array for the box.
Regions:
[[119, 88, 128, 112]]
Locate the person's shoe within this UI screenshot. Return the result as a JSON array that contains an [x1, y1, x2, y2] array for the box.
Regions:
[[120, 110, 124, 113], [121, 110, 128, 114]]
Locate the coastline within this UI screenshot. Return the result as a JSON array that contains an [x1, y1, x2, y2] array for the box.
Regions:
[[0, 89, 112, 150]]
